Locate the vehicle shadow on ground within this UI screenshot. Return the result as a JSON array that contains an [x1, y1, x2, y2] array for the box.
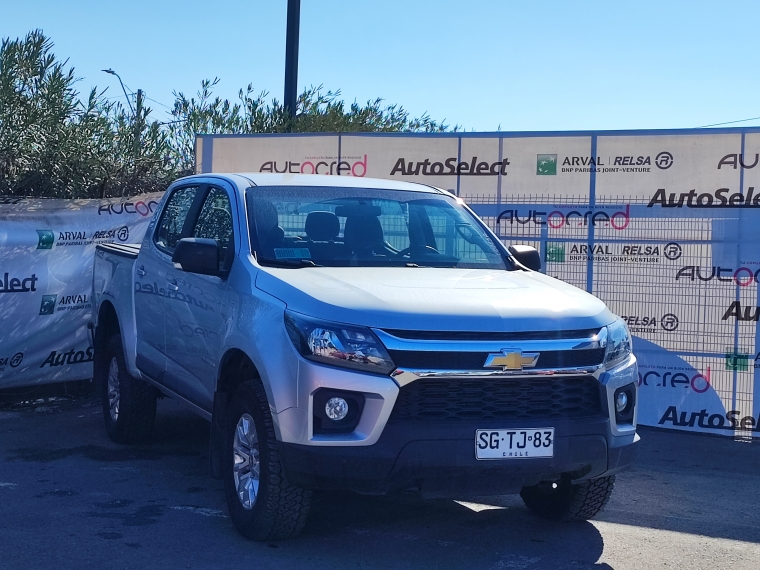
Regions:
[[301, 490, 612, 569]]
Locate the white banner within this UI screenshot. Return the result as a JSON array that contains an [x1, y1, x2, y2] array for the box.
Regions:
[[0, 194, 163, 389], [197, 130, 760, 436]]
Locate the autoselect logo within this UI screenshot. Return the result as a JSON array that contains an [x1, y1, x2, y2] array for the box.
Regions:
[[648, 187, 760, 208], [497, 205, 630, 230], [638, 365, 711, 392], [260, 155, 368, 176], [675, 266, 760, 286], [543, 151, 672, 174], [40, 346, 94, 368], [659, 406, 760, 432], [622, 313, 679, 333], [0, 352, 23, 372], [0, 273, 38, 294], [390, 156, 509, 176], [721, 302, 759, 322], [98, 199, 159, 216]]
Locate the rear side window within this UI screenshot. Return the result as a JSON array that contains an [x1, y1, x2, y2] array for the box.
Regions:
[[155, 186, 199, 252], [192, 187, 234, 270]]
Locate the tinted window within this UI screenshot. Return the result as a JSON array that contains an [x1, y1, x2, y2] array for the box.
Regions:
[[245, 186, 508, 270], [192, 187, 234, 270], [156, 186, 199, 252]]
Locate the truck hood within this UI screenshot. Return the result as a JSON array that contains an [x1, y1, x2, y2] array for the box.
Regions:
[[255, 267, 615, 332]]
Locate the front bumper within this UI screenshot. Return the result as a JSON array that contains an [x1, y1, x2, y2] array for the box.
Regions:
[[279, 416, 638, 496]]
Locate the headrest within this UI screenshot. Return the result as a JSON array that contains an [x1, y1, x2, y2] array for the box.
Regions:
[[305, 211, 340, 241], [343, 215, 384, 251], [252, 200, 279, 232]]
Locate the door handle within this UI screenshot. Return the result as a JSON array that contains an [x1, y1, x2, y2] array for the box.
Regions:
[[136, 265, 146, 277], [167, 279, 179, 291]]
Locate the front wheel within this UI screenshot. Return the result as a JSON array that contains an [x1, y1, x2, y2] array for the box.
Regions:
[[97, 334, 157, 444], [520, 475, 616, 521], [223, 381, 312, 540]]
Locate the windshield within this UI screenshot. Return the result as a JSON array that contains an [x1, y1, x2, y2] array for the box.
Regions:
[[245, 186, 510, 270]]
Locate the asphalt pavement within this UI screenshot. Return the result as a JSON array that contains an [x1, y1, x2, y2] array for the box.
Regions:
[[0, 390, 758, 570]]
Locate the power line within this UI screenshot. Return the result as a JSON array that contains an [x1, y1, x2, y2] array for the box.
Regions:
[[698, 115, 760, 128]]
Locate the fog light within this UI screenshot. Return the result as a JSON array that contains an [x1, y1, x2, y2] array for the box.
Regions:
[[615, 391, 628, 413], [325, 397, 349, 421]]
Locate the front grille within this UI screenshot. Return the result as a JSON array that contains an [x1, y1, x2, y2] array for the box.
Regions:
[[388, 348, 605, 370], [381, 328, 601, 341], [389, 376, 602, 422]]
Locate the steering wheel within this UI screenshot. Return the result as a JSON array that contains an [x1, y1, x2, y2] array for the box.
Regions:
[[395, 245, 440, 258]]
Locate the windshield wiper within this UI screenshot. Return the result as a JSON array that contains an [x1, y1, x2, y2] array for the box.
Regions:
[[259, 258, 321, 268]]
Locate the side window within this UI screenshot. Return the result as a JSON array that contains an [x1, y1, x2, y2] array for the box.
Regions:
[[155, 186, 199, 252], [192, 187, 234, 270]]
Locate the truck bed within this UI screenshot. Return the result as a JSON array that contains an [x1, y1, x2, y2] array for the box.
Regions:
[[96, 243, 141, 259]]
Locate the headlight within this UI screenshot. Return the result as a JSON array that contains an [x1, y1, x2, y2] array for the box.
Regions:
[[603, 319, 632, 369], [284, 311, 395, 375]]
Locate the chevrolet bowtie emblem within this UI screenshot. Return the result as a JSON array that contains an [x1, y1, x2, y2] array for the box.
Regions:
[[484, 350, 540, 371]]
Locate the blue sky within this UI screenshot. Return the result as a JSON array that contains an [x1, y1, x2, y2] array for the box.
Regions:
[[4, 0, 760, 132]]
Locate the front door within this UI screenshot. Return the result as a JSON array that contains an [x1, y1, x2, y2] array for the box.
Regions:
[[163, 185, 236, 410]]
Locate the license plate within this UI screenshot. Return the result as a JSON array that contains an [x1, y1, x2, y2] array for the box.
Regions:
[[476, 428, 554, 459]]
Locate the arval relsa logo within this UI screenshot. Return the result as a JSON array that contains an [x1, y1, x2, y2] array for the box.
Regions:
[[536, 154, 557, 176], [36, 230, 54, 249], [39, 294, 57, 315]]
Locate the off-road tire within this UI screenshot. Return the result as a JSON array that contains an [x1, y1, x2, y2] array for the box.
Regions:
[[97, 334, 157, 444], [520, 475, 616, 521], [223, 380, 312, 540]]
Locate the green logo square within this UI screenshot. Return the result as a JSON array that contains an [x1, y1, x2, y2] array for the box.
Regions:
[[537, 154, 557, 175], [36, 230, 54, 249], [39, 295, 57, 315], [546, 244, 565, 262], [725, 350, 749, 371]]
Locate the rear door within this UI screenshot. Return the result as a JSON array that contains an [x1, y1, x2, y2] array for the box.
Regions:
[[134, 184, 201, 381]]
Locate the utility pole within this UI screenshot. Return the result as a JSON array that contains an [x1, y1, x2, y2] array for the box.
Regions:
[[284, 0, 301, 128], [134, 89, 143, 171]]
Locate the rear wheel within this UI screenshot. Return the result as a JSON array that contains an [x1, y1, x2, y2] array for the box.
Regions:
[[97, 334, 156, 444], [223, 380, 312, 540], [520, 475, 616, 521]]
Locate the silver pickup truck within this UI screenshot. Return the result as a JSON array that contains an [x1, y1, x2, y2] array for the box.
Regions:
[[91, 173, 638, 540]]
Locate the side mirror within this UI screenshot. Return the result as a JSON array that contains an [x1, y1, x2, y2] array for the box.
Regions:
[[172, 238, 220, 276], [508, 244, 541, 272]]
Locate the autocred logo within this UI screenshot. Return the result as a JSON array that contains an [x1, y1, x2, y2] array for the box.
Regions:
[[497, 205, 630, 231], [622, 313, 679, 333], [0, 352, 23, 372], [638, 366, 710, 392], [98, 199, 159, 216], [676, 266, 760, 286], [717, 153, 760, 169], [648, 187, 760, 208], [390, 156, 509, 176], [261, 154, 368, 176], [659, 406, 760, 432]]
